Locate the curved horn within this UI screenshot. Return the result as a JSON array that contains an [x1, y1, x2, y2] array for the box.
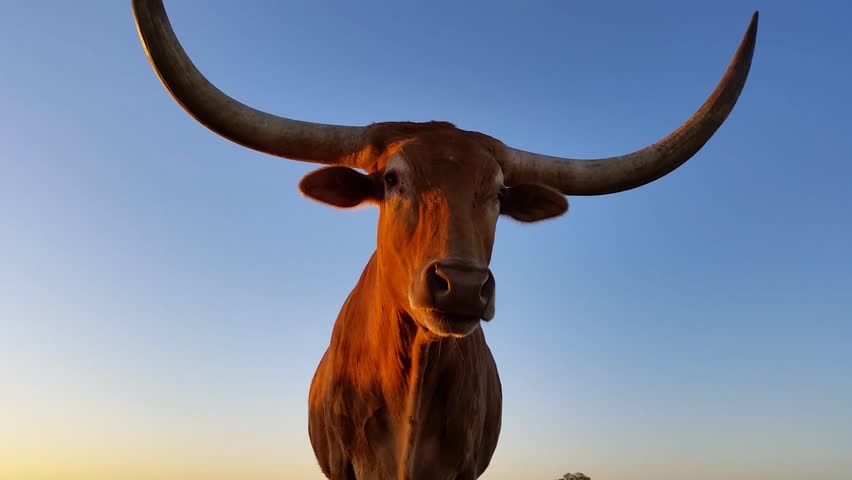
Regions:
[[504, 12, 759, 196], [132, 0, 371, 167]]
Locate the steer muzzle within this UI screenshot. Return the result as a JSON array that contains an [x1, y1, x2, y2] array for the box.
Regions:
[[410, 261, 496, 337]]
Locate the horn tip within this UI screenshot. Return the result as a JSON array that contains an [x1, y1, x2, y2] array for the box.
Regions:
[[749, 11, 759, 34], [738, 10, 759, 56]]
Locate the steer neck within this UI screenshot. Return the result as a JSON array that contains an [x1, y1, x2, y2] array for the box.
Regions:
[[364, 251, 444, 476], [349, 253, 425, 408]]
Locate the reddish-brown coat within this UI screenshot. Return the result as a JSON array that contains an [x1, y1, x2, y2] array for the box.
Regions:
[[307, 124, 510, 480]]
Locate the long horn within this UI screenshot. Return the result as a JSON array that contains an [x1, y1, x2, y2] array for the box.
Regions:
[[132, 0, 371, 167], [503, 12, 759, 196]]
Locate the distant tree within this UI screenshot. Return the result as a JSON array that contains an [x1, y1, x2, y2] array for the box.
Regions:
[[556, 473, 590, 480]]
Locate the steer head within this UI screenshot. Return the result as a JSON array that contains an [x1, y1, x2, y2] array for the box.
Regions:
[[298, 124, 568, 336], [132, 0, 757, 337]]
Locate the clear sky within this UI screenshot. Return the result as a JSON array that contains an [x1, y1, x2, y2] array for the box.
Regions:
[[2, 1, 851, 479]]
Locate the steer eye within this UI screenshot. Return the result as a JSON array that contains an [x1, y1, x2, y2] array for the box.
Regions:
[[384, 170, 399, 187]]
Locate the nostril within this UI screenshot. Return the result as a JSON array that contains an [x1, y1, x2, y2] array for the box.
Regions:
[[427, 265, 450, 294], [480, 272, 495, 302]]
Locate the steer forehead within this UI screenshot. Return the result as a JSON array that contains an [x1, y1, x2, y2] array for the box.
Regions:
[[381, 127, 503, 192]]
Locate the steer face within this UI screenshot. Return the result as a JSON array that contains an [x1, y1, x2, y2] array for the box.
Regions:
[[299, 125, 568, 337]]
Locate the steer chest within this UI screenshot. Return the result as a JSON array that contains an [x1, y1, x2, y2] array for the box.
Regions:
[[309, 312, 501, 480], [402, 347, 496, 479]]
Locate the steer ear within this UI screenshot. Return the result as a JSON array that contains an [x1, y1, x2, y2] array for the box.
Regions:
[[299, 166, 379, 208], [500, 184, 568, 222]]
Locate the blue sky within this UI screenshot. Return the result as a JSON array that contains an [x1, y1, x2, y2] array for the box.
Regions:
[[1, 1, 850, 479]]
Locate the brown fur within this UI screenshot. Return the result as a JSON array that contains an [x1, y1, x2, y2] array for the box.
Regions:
[[305, 122, 565, 479], [308, 255, 502, 480]]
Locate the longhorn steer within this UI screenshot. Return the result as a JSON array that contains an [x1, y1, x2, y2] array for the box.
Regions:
[[132, 2, 758, 478]]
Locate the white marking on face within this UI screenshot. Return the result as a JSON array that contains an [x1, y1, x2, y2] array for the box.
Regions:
[[385, 152, 408, 175]]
